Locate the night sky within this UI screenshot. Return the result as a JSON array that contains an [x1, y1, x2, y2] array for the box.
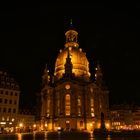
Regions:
[[0, 3, 140, 107]]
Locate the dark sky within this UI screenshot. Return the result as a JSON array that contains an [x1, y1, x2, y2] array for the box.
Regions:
[[0, 3, 140, 107]]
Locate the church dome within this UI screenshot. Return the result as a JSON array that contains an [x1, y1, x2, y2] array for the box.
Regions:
[[54, 27, 91, 81]]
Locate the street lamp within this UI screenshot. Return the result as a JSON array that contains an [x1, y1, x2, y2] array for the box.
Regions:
[[44, 123, 48, 131], [33, 124, 37, 131], [90, 123, 93, 131], [33, 124, 36, 128], [105, 123, 110, 129], [90, 123, 93, 127], [19, 123, 23, 127], [19, 123, 23, 133], [45, 123, 47, 127]]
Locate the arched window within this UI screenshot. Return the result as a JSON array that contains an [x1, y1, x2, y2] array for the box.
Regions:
[[90, 98, 95, 117], [47, 96, 50, 116], [77, 96, 82, 116], [65, 94, 70, 116]]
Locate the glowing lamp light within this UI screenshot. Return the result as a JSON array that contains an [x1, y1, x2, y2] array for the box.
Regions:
[[0, 122, 6, 124], [95, 74, 97, 77], [45, 123, 47, 127], [12, 118, 15, 122], [97, 123, 100, 128], [90, 123, 93, 127], [105, 123, 110, 129], [58, 126, 61, 131], [19, 123, 23, 127], [65, 84, 70, 89], [33, 124, 36, 128]]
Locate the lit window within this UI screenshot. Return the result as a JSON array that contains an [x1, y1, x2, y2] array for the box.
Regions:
[[7, 117, 9, 121], [12, 118, 15, 122], [90, 87, 93, 93], [78, 98, 81, 106], [91, 113, 94, 117], [47, 96, 50, 116], [65, 94, 70, 116], [80, 121, 83, 127], [66, 120, 70, 124], [65, 84, 70, 90], [91, 98, 94, 106], [91, 98, 94, 117], [77, 96, 82, 116], [66, 120, 70, 128], [2, 117, 5, 121]]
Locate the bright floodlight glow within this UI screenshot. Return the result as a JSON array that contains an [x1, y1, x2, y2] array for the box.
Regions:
[[0, 122, 6, 124], [58, 126, 61, 130], [45, 123, 47, 127], [19, 123, 23, 127], [106, 123, 110, 128], [33, 124, 36, 128]]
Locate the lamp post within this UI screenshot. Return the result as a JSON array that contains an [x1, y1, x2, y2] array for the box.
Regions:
[[19, 123, 23, 133], [33, 124, 37, 131], [45, 123, 47, 131]]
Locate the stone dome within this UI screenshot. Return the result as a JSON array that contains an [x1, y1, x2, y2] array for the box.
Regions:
[[54, 28, 91, 81]]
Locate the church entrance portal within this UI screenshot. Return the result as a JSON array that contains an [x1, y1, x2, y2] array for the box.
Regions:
[[66, 120, 70, 130]]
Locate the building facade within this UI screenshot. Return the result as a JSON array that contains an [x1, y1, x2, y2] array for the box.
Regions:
[[110, 104, 140, 130], [0, 71, 35, 133], [16, 111, 35, 133], [40, 25, 110, 131], [0, 71, 20, 132]]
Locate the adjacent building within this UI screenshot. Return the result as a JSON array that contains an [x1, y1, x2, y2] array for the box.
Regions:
[[40, 25, 110, 131], [0, 71, 35, 133], [0, 71, 20, 132], [110, 104, 140, 130]]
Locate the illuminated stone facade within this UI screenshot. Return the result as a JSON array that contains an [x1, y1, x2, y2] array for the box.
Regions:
[[41, 25, 109, 131]]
